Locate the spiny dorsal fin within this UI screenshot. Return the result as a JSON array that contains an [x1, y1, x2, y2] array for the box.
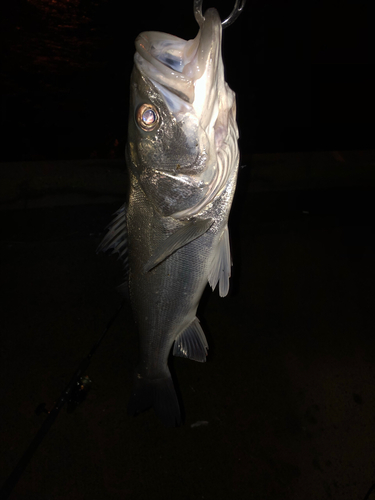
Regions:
[[97, 203, 129, 291], [97, 204, 128, 256], [144, 218, 213, 273], [173, 318, 208, 362]]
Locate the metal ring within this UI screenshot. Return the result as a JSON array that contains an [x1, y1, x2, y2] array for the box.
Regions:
[[194, 0, 246, 28]]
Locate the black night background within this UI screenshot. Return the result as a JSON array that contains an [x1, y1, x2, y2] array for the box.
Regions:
[[1, 0, 373, 160]]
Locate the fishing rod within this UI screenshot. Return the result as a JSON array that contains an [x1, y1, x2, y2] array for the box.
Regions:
[[0, 299, 125, 500]]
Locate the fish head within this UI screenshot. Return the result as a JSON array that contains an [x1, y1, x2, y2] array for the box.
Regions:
[[127, 8, 238, 218]]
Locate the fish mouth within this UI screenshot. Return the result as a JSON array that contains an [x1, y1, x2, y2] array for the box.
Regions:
[[134, 8, 222, 121], [133, 9, 238, 220]]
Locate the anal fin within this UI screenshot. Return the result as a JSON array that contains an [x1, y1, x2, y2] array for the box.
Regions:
[[173, 318, 208, 362]]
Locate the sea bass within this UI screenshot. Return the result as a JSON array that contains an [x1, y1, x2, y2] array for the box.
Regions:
[[98, 1, 244, 426]]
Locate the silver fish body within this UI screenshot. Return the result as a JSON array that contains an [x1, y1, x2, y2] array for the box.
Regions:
[[99, 7, 240, 426]]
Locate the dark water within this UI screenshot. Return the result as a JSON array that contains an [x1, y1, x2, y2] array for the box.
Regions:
[[1, 0, 373, 162]]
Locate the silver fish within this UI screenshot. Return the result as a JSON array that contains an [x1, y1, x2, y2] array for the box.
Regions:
[[98, 0, 245, 426]]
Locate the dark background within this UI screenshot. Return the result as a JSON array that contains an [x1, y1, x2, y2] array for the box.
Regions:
[[1, 0, 373, 162]]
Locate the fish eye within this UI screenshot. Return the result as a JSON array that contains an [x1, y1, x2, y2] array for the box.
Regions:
[[136, 104, 159, 132]]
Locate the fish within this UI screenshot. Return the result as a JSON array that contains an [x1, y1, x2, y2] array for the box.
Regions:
[[98, 2, 242, 426]]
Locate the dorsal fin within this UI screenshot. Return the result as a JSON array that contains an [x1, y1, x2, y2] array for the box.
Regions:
[[97, 203, 129, 293]]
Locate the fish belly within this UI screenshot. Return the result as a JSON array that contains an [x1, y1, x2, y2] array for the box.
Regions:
[[126, 179, 223, 425]]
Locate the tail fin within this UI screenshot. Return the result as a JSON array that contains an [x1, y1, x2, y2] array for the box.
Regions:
[[127, 373, 181, 427]]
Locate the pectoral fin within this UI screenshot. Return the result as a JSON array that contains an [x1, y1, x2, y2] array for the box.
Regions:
[[144, 218, 213, 272], [173, 318, 208, 362], [208, 224, 232, 297]]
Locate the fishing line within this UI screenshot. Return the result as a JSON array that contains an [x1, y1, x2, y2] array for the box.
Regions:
[[0, 299, 125, 500]]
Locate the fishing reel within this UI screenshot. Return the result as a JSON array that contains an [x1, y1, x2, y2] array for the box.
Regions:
[[66, 374, 92, 413], [35, 374, 92, 416]]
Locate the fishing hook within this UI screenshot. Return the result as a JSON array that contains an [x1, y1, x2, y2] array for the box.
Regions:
[[194, 0, 246, 28]]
